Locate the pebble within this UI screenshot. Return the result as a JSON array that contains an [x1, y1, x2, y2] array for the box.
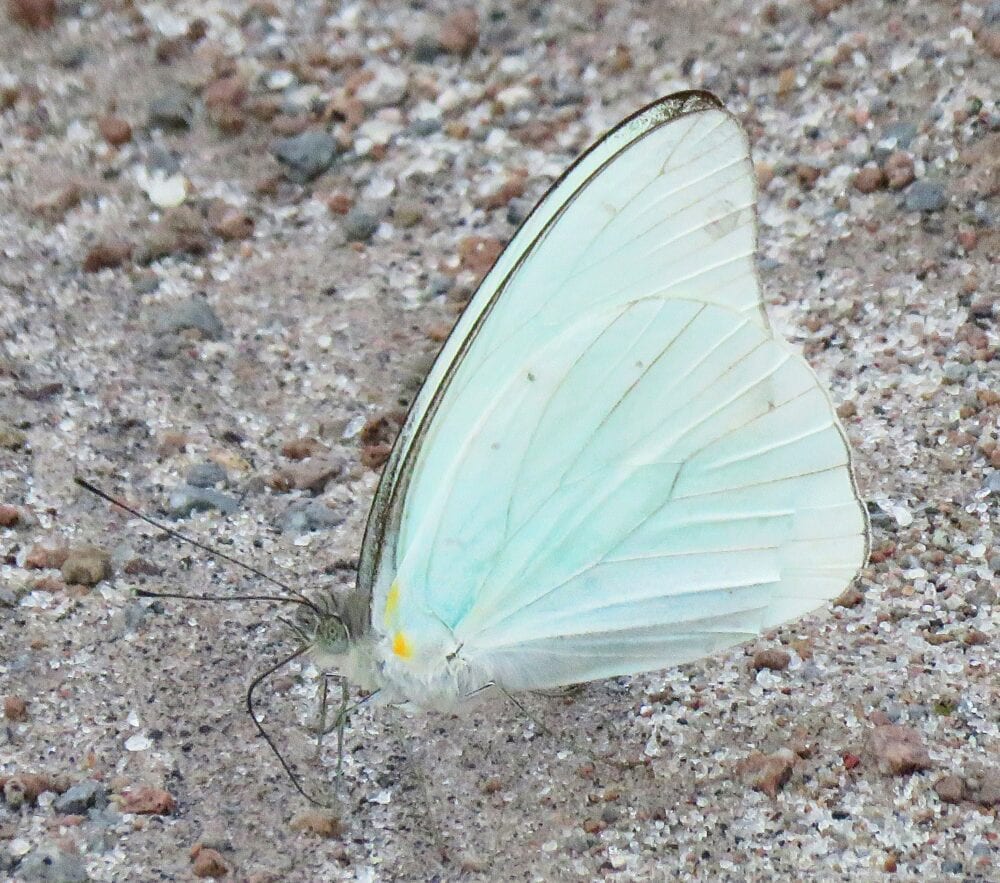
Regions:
[[934, 774, 966, 804], [280, 437, 327, 460], [97, 115, 132, 147], [8, 0, 56, 30], [120, 787, 176, 815], [392, 199, 424, 228], [148, 93, 194, 131], [184, 462, 227, 488], [904, 180, 947, 212], [0, 422, 28, 451], [191, 846, 229, 878], [289, 811, 343, 838], [752, 648, 790, 671], [83, 240, 132, 273], [167, 485, 238, 517], [61, 546, 111, 587], [357, 64, 408, 109], [271, 457, 344, 494], [16, 844, 88, 883], [271, 130, 338, 182], [853, 165, 885, 193], [4, 695, 28, 720], [343, 205, 380, 241], [207, 201, 254, 242], [868, 724, 932, 775], [736, 748, 796, 798], [151, 296, 224, 340], [0, 504, 20, 526], [53, 780, 107, 815], [439, 8, 479, 55], [883, 151, 915, 189], [506, 197, 530, 226], [281, 500, 344, 533]]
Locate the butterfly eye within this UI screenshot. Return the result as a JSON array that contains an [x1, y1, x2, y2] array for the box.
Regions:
[[313, 615, 349, 656]]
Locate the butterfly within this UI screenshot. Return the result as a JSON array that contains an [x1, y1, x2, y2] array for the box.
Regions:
[[304, 89, 869, 717], [78, 89, 868, 800]]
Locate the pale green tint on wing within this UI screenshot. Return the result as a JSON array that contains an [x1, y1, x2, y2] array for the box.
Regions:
[[360, 93, 761, 613], [368, 94, 867, 692]]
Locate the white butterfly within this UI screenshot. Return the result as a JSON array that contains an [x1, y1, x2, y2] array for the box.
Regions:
[[311, 89, 869, 713]]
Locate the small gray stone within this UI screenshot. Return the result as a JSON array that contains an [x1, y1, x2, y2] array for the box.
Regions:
[[941, 860, 962, 874], [600, 805, 619, 824], [883, 122, 917, 149], [148, 94, 193, 131], [281, 500, 344, 533], [55, 45, 88, 69], [412, 35, 442, 62], [54, 780, 107, 815], [272, 130, 338, 182], [427, 273, 453, 298], [168, 485, 239, 517], [941, 362, 969, 383], [986, 1, 1000, 25], [151, 297, 224, 340], [343, 205, 380, 242], [506, 197, 530, 226], [17, 845, 89, 883], [904, 180, 947, 212], [564, 834, 589, 854], [408, 117, 441, 137], [185, 462, 227, 488], [985, 471, 1000, 495]]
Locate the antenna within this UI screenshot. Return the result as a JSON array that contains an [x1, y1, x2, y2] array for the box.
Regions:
[[73, 476, 316, 612]]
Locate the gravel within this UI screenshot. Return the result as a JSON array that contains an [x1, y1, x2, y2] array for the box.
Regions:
[[1, 1, 997, 881]]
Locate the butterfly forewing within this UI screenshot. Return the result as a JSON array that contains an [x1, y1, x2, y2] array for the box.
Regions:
[[359, 91, 868, 694]]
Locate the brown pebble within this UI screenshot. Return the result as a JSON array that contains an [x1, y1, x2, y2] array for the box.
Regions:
[[1, 772, 68, 806], [776, 67, 797, 96], [25, 543, 69, 570], [203, 75, 247, 111], [868, 724, 932, 776], [883, 151, 915, 190], [737, 748, 796, 798], [326, 192, 354, 215], [208, 203, 255, 241], [61, 546, 111, 587], [157, 430, 188, 456], [272, 457, 344, 494], [31, 182, 82, 220], [836, 400, 857, 419], [360, 442, 392, 470], [481, 776, 502, 794], [752, 648, 791, 671], [835, 586, 864, 608], [458, 235, 504, 279], [979, 28, 1000, 60], [4, 696, 28, 721], [191, 846, 229, 878], [934, 774, 966, 804], [289, 810, 343, 838], [121, 786, 176, 815], [478, 171, 527, 210], [795, 164, 822, 188], [281, 437, 327, 460], [8, 0, 56, 29], [755, 162, 774, 190], [439, 8, 479, 56], [0, 504, 20, 526], [83, 240, 132, 272], [853, 166, 885, 194], [140, 206, 210, 263], [97, 115, 132, 147]]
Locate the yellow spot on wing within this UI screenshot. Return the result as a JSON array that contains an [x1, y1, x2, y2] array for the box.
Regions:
[[392, 632, 411, 659], [384, 581, 400, 624]]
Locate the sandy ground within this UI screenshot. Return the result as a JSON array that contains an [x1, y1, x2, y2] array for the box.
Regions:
[[1, 0, 998, 880]]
